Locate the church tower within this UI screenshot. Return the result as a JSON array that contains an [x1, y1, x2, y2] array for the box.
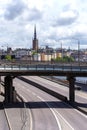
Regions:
[[32, 25, 38, 51]]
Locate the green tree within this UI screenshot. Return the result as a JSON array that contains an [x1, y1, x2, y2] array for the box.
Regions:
[[5, 55, 11, 61], [54, 56, 74, 62]]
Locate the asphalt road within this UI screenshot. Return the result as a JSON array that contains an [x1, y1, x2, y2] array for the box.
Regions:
[[25, 76, 87, 105], [14, 77, 87, 130], [14, 79, 61, 130], [0, 105, 9, 130]]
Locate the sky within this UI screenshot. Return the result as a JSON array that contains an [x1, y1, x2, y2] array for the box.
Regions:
[[0, 0, 87, 50]]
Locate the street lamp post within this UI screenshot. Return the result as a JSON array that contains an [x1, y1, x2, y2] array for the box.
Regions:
[[61, 42, 63, 58], [71, 38, 80, 64], [78, 40, 80, 64], [58, 40, 63, 58]]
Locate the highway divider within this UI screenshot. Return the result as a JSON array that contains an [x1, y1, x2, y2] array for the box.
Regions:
[[18, 76, 68, 102]]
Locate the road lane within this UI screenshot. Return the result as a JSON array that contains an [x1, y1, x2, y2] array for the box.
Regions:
[[14, 77, 87, 130], [0, 104, 9, 130], [14, 79, 61, 130], [25, 76, 87, 106]]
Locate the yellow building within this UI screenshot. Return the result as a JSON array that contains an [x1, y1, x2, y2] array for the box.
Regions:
[[56, 53, 62, 58], [41, 53, 52, 61]]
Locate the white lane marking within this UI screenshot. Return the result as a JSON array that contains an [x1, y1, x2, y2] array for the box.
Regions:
[[32, 92, 36, 96], [75, 108, 87, 118], [19, 85, 61, 130], [21, 85, 74, 130], [37, 96, 62, 130], [37, 94, 87, 129], [17, 79, 87, 129], [28, 77, 87, 118], [25, 85, 87, 119], [20, 95, 33, 130], [37, 96, 74, 130], [4, 108, 12, 130], [76, 92, 87, 99], [53, 108, 74, 130], [63, 101, 87, 119], [31, 76, 87, 99]]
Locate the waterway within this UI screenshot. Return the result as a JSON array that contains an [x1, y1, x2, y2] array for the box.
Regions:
[[54, 76, 87, 84]]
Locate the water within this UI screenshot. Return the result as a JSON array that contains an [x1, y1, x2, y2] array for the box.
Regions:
[[76, 77, 87, 84], [54, 76, 87, 84]]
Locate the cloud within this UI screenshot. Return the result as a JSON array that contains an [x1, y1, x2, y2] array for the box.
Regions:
[[0, 0, 87, 49], [28, 8, 42, 21], [55, 10, 79, 26], [3, 0, 43, 22], [22, 8, 43, 21], [0, 21, 32, 49], [4, 0, 26, 20], [39, 22, 87, 48]]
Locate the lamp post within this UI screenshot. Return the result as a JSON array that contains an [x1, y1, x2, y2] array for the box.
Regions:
[[78, 40, 80, 64], [57, 40, 63, 58], [71, 38, 80, 64], [61, 42, 63, 58]]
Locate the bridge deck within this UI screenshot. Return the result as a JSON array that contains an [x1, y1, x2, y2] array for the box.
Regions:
[[0, 64, 87, 77], [2, 64, 87, 103]]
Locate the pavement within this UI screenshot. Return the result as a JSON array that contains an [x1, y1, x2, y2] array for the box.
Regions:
[[0, 76, 87, 130], [0, 94, 30, 130], [3, 103, 30, 130], [39, 76, 87, 115], [0, 89, 30, 130]]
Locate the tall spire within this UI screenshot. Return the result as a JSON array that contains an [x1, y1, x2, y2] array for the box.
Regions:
[[34, 25, 37, 39], [32, 25, 38, 50]]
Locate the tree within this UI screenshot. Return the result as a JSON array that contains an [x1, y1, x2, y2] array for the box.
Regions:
[[54, 56, 74, 62], [5, 55, 11, 61]]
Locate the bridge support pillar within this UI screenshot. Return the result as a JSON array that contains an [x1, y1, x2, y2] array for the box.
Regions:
[[4, 75, 14, 103], [67, 76, 76, 102]]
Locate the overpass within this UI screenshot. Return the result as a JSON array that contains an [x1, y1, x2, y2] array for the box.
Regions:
[[0, 64, 87, 103]]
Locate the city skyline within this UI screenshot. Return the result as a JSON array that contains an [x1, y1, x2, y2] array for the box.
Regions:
[[0, 0, 87, 49]]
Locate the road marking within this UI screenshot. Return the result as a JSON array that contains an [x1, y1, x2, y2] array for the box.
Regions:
[[18, 84, 61, 130], [63, 101, 87, 119], [17, 78, 87, 129], [20, 88, 61, 130], [37, 96, 62, 130], [53, 108, 74, 130], [32, 92, 36, 96], [75, 108, 87, 118], [3, 106, 12, 130], [32, 77, 87, 118], [37, 96, 74, 130], [22, 83, 87, 129], [20, 84, 74, 130], [19, 95, 33, 130], [76, 92, 87, 99]]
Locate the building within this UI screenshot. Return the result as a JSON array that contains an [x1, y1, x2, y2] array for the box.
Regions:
[[15, 49, 29, 59], [7, 47, 12, 54], [32, 25, 38, 51], [33, 53, 41, 61]]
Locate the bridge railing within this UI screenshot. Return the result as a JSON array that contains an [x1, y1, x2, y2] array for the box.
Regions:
[[0, 64, 87, 72]]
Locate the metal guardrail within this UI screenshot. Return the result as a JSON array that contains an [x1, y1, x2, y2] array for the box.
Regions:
[[0, 64, 87, 72]]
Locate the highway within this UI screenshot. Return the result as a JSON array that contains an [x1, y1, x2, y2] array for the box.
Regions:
[[24, 76, 87, 113], [13, 76, 87, 130], [0, 89, 10, 130], [14, 79, 61, 130], [25, 76, 87, 102], [0, 103, 10, 130]]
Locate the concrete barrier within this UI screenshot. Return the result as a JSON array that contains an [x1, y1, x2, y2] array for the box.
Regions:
[[18, 77, 67, 102]]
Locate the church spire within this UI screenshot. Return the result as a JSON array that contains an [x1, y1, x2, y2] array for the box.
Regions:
[[34, 25, 37, 39], [32, 25, 38, 51]]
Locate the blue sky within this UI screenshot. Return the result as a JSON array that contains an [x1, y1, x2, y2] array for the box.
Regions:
[[0, 0, 87, 50]]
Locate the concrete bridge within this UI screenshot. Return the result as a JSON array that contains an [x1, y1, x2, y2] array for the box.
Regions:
[[0, 64, 87, 103]]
